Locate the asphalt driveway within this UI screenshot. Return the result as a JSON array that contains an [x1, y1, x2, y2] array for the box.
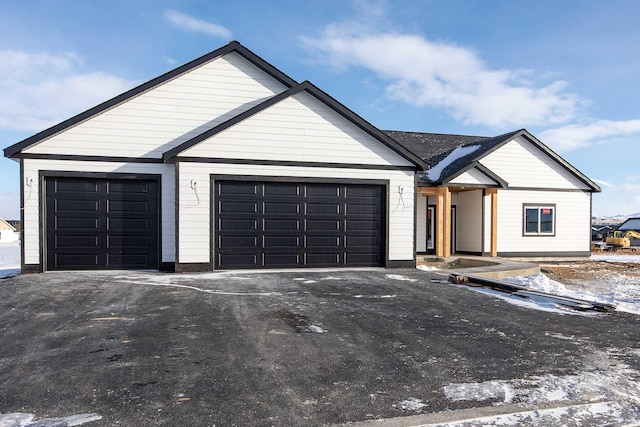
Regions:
[[1, 268, 639, 426]]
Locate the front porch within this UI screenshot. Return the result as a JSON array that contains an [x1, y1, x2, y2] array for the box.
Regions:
[[416, 186, 499, 258]]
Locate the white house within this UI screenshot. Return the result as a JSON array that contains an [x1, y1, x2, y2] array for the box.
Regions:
[[3, 41, 599, 273], [0, 218, 18, 244]]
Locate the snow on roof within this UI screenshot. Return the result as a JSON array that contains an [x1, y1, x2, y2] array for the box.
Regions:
[[425, 145, 480, 182]]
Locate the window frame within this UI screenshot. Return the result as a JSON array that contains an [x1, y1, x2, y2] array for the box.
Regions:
[[522, 204, 556, 237]]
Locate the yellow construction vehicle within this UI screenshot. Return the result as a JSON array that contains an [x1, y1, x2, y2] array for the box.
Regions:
[[605, 230, 640, 248]]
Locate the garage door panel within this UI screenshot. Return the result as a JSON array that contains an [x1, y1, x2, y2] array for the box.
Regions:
[[215, 181, 384, 269], [56, 217, 99, 231], [264, 236, 300, 247], [46, 177, 158, 271], [306, 203, 340, 215], [107, 200, 152, 214], [56, 199, 100, 212], [217, 253, 260, 268], [264, 183, 300, 196], [264, 219, 300, 230], [305, 236, 340, 248], [219, 218, 258, 231], [306, 185, 341, 197], [306, 219, 340, 231], [107, 181, 152, 194], [218, 182, 259, 196], [219, 236, 259, 248], [54, 253, 100, 268], [263, 202, 300, 214], [218, 201, 259, 214], [305, 253, 342, 266], [346, 220, 381, 231], [54, 235, 100, 249]]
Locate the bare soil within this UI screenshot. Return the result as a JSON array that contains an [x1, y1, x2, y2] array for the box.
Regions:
[[538, 256, 640, 293]]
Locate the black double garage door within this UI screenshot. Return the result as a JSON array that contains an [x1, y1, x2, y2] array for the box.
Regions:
[[45, 177, 384, 271], [215, 181, 385, 269]]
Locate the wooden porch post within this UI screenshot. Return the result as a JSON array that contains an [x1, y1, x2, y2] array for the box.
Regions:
[[443, 187, 452, 257]]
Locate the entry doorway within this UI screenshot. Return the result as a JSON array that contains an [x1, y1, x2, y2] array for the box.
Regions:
[[450, 205, 457, 254], [426, 205, 435, 254]]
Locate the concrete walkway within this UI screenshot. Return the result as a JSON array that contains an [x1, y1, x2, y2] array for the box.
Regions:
[[417, 255, 540, 279]]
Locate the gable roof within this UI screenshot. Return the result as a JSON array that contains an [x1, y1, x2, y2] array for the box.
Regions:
[[387, 128, 600, 191], [618, 218, 640, 231], [0, 217, 16, 232], [4, 41, 298, 159], [163, 80, 428, 169]]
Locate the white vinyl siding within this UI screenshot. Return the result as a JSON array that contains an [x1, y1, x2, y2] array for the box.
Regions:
[[455, 190, 483, 253], [496, 190, 590, 253], [177, 162, 415, 264], [416, 195, 427, 252], [479, 136, 590, 190], [180, 92, 413, 167], [21, 159, 175, 265], [24, 52, 287, 158], [449, 167, 499, 186]]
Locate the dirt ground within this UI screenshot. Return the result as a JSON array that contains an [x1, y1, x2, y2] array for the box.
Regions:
[[538, 255, 640, 291]]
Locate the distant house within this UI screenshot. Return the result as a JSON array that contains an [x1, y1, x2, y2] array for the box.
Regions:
[[3, 41, 599, 273], [0, 218, 17, 244], [592, 225, 614, 242], [617, 218, 640, 246]]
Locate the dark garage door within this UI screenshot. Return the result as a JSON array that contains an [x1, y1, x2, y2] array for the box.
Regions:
[[45, 177, 159, 270], [214, 181, 384, 269]]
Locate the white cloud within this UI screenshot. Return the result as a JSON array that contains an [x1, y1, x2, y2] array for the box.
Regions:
[[539, 119, 640, 152], [164, 9, 232, 39], [301, 26, 582, 129], [0, 50, 137, 132]]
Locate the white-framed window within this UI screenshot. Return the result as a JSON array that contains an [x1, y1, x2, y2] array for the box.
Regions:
[[523, 205, 555, 236]]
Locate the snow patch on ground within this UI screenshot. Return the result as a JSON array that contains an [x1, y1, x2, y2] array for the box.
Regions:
[[0, 412, 101, 426], [591, 253, 640, 264], [385, 274, 417, 282], [442, 349, 640, 425], [0, 243, 20, 280], [417, 265, 440, 271], [394, 397, 427, 412]]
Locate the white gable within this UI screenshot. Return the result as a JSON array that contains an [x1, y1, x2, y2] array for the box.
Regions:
[[180, 91, 414, 167], [479, 136, 590, 190], [448, 167, 501, 186], [24, 52, 288, 158]]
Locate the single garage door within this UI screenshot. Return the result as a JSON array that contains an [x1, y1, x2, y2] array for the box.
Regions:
[[214, 181, 384, 269], [45, 177, 159, 270]]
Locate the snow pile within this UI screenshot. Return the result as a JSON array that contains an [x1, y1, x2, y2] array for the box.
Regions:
[[506, 273, 640, 316], [385, 274, 417, 282], [0, 242, 20, 279], [591, 253, 640, 264], [0, 412, 101, 426], [417, 265, 439, 271]]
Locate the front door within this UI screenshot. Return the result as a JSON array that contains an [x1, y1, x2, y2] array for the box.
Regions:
[[427, 205, 435, 254], [450, 205, 456, 254]]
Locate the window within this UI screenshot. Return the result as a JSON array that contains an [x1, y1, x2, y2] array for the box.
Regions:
[[523, 205, 555, 236]]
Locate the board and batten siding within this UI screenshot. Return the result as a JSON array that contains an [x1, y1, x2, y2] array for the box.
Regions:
[[23, 52, 287, 158], [21, 159, 175, 266], [180, 92, 414, 167], [496, 189, 591, 253], [479, 136, 590, 190], [177, 162, 416, 265], [455, 190, 483, 253]]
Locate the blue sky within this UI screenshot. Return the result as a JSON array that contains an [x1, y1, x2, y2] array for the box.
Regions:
[[2, 0, 640, 218]]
